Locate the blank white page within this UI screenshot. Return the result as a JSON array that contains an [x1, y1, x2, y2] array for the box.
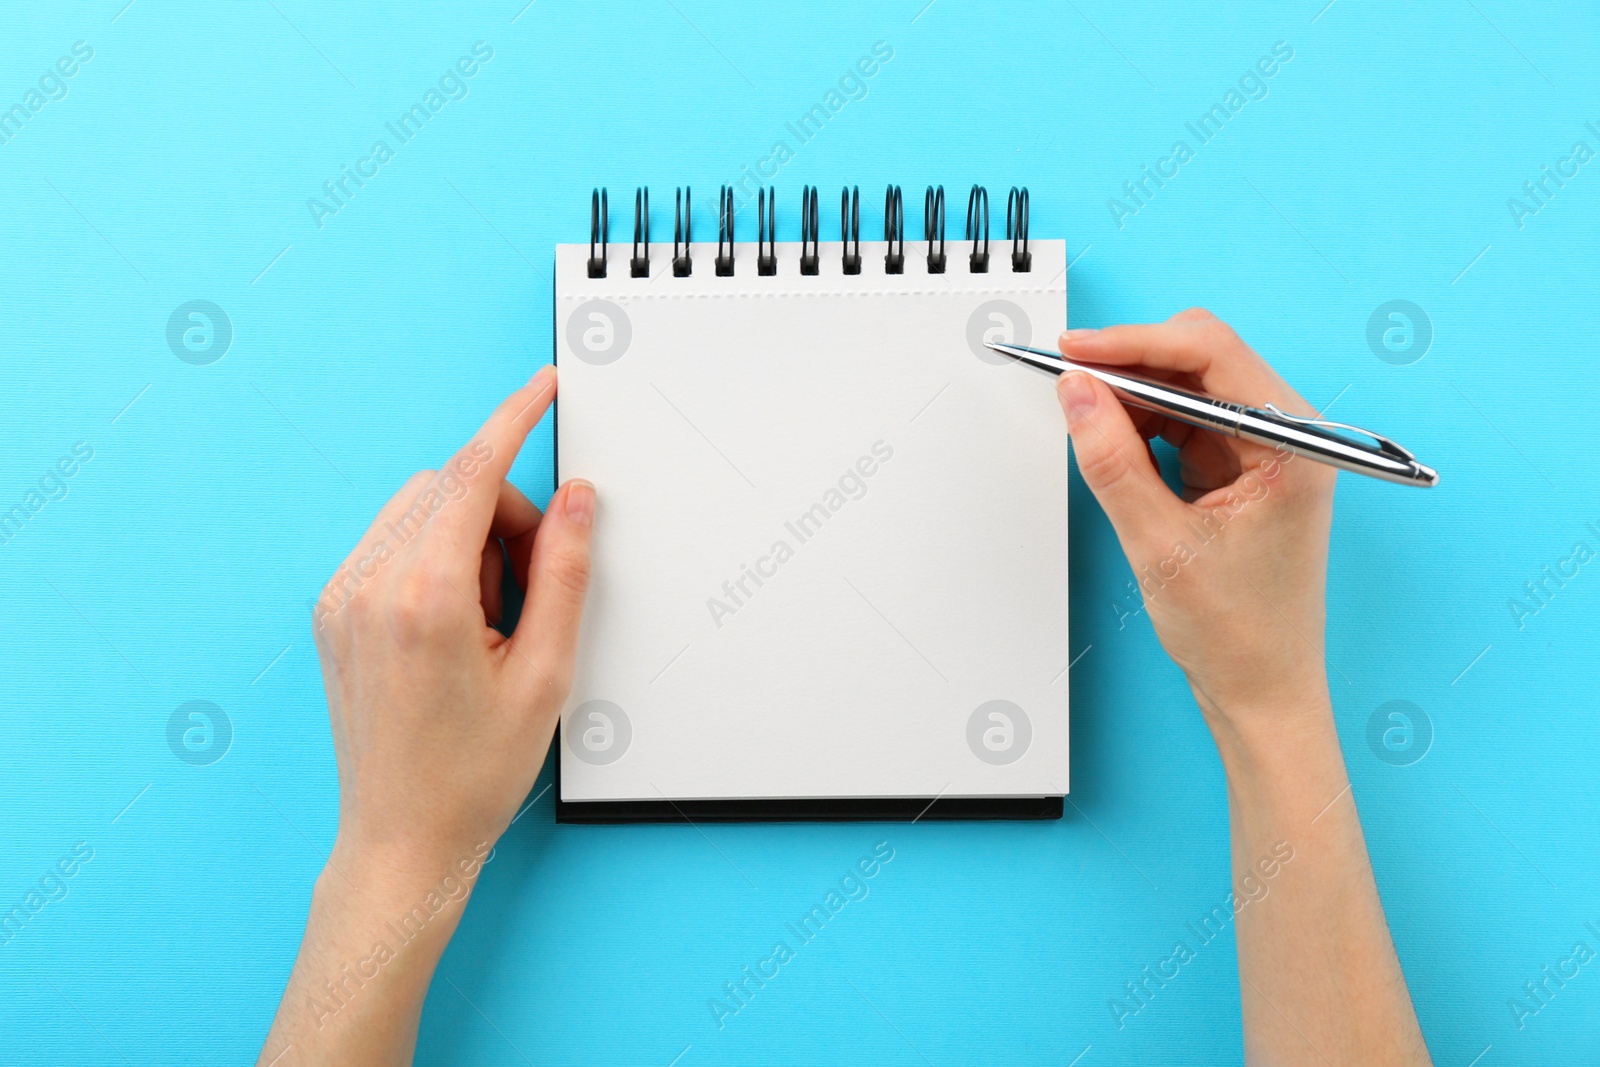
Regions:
[[555, 239, 1068, 807]]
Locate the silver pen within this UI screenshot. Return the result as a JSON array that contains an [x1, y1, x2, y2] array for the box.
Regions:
[[986, 342, 1439, 488]]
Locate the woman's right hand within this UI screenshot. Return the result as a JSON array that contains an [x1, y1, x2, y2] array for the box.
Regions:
[[1055, 308, 1339, 752]]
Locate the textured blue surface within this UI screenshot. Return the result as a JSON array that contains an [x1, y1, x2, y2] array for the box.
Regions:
[[3, 1, 1598, 1064]]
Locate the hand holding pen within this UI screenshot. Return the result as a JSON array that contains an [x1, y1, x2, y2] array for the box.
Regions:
[[992, 335, 1436, 488], [1042, 308, 1429, 1064], [1044, 307, 1341, 718]]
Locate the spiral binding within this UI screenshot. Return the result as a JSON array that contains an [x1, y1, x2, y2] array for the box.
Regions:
[[584, 185, 1033, 278], [925, 185, 946, 274], [800, 185, 820, 275], [673, 187, 692, 277], [884, 185, 904, 275], [631, 187, 649, 278], [757, 187, 776, 276], [966, 185, 989, 273], [716, 186, 736, 276], [841, 185, 861, 275], [1007, 187, 1031, 273], [589, 188, 608, 278]]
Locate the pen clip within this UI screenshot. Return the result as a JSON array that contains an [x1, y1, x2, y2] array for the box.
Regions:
[[1261, 403, 1417, 461]]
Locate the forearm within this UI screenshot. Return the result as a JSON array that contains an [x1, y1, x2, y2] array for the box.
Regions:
[[258, 844, 478, 1066], [1212, 688, 1429, 1065]]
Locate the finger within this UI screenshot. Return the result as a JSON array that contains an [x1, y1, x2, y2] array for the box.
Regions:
[[1058, 372, 1187, 546], [426, 365, 557, 559], [490, 480, 543, 540], [1134, 391, 1288, 503], [491, 481, 544, 594], [476, 483, 547, 630], [1059, 310, 1309, 414], [1176, 432, 1246, 500], [1126, 402, 1165, 440], [507, 479, 594, 697], [480, 540, 505, 627], [477, 482, 547, 630]]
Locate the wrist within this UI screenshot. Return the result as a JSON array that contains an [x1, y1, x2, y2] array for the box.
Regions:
[[269, 840, 489, 1054], [327, 831, 495, 899], [1198, 691, 1355, 837], [314, 836, 494, 950], [1194, 680, 1340, 781]]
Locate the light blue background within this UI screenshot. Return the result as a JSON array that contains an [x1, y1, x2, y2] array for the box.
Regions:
[[3, 1, 1597, 1063]]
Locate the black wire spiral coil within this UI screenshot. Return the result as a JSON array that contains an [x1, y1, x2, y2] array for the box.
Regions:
[[884, 185, 904, 275], [584, 186, 1034, 277], [588, 188, 608, 278]]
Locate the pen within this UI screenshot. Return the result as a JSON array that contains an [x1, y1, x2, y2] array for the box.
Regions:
[[986, 342, 1439, 488]]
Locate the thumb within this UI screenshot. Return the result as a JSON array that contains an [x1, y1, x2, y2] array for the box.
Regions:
[[508, 479, 594, 698], [1058, 371, 1184, 546]]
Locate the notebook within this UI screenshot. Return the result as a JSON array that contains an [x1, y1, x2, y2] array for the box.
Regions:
[[553, 185, 1068, 821]]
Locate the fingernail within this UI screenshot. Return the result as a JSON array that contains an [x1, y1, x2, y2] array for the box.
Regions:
[[530, 364, 556, 388], [1060, 372, 1097, 427], [563, 479, 594, 527], [1060, 328, 1100, 344]]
